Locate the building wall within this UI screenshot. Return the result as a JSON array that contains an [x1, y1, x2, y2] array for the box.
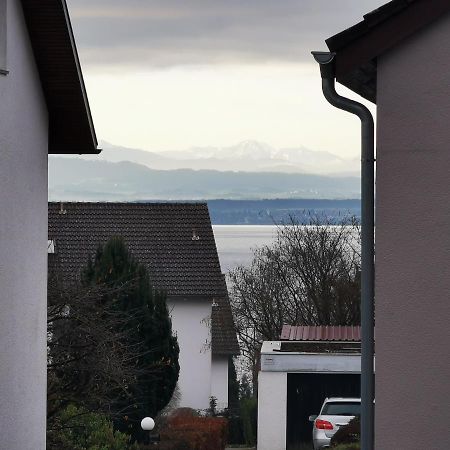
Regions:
[[376, 12, 450, 449], [211, 355, 229, 411], [258, 371, 287, 450], [0, 1, 48, 449], [167, 298, 212, 411]]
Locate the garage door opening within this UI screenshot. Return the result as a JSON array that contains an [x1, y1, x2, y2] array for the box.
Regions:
[[286, 373, 361, 448]]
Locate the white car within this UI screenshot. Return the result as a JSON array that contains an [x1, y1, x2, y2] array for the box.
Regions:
[[309, 397, 360, 449]]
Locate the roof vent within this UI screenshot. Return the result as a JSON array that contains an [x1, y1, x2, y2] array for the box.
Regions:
[[192, 229, 200, 241], [48, 240, 56, 254], [59, 201, 67, 215]]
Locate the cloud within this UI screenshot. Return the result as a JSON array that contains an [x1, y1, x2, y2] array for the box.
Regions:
[[67, 0, 386, 68]]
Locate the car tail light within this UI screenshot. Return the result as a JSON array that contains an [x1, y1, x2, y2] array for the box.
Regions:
[[315, 419, 333, 430]]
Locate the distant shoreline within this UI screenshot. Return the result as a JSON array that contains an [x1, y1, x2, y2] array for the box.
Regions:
[[204, 198, 361, 225]]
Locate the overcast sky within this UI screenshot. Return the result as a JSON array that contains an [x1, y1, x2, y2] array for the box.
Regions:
[[67, 0, 385, 158]]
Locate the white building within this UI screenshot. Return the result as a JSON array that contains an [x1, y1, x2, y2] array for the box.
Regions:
[[0, 1, 99, 448], [48, 202, 239, 412]]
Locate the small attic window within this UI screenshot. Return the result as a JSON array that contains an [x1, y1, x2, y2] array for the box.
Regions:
[[48, 240, 56, 254], [0, 0, 7, 75]]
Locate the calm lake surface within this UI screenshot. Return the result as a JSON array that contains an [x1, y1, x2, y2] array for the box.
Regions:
[[212, 225, 278, 273]]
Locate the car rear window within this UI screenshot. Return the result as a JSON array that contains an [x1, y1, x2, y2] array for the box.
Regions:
[[321, 402, 360, 416]]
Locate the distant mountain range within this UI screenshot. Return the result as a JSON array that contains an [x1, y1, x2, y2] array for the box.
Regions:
[[75, 140, 360, 176], [48, 157, 360, 201], [49, 140, 361, 202]]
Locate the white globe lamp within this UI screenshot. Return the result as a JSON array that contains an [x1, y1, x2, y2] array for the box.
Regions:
[[141, 417, 155, 432]]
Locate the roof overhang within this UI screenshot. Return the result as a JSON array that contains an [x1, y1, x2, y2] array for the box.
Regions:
[[20, 0, 100, 154], [326, 0, 450, 104]]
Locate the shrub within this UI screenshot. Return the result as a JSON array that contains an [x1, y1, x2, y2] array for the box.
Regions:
[[157, 409, 228, 450], [227, 415, 244, 445], [330, 416, 360, 447], [332, 444, 360, 450], [240, 398, 257, 446], [47, 405, 137, 450]]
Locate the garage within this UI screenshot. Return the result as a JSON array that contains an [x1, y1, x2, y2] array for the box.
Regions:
[[258, 326, 364, 450]]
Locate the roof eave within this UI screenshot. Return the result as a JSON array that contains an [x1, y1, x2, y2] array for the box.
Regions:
[[325, 0, 450, 104], [58, 0, 98, 153], [48, 147, 102, 155], [212, 347, 240, 356], [20, 0, 99, 155]]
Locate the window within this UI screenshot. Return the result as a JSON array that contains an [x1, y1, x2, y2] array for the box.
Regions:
[[0, 0, 7, 74], [321, 402, 361, 416]]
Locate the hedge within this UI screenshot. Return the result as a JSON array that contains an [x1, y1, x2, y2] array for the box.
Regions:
[[155, 410, 228, 450]]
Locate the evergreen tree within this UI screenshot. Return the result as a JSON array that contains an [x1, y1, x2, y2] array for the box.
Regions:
[[228, 357, 240, 415], [83, 236, 179, 441]]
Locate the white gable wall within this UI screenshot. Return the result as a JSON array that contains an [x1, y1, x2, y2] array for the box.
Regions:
[[211, 355, 229, 411], [0, 1, 48, 449], [167, 298, 212, 411]]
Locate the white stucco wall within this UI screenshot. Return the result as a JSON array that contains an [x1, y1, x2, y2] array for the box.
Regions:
[[258, 371, 287, 450], [376, 12, 450, 449], [0, 1, 48, 449], [167, 298, 212, 411], [211, 355, 228, 411]]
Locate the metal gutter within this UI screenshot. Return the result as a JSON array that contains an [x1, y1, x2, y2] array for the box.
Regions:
[[311, 51, 375, 450]]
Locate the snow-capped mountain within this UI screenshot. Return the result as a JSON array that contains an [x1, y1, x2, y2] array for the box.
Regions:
[[77, 140, 359, 176]]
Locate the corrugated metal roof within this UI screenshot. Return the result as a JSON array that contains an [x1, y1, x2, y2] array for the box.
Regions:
[[281, 325, 361, 342]]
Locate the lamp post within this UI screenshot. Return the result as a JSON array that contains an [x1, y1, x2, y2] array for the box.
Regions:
[[141, 417, 155, 445]]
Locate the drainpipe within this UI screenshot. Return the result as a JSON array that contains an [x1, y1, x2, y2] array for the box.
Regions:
[[311, 51, 375, 450]]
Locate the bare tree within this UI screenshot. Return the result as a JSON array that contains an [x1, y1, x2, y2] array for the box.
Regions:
[[47, 237, 180, 445], [229, 217, 361, 382], [47, 275, 146, 422]]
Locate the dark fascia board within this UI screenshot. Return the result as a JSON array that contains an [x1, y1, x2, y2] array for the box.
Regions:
[[20, 0, 100, 154], [168, 295, 228, 301], [326, 0, 450, 103]]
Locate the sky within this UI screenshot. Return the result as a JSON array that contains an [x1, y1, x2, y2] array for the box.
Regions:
[[67, 0, 385, 159]]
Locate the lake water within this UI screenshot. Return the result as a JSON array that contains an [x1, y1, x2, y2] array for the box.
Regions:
[[212, 225, 278, 273]]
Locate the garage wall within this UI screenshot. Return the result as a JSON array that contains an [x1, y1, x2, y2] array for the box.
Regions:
[[258, 371, 287, 450]]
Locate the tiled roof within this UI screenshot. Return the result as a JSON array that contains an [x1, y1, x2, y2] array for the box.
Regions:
[[48, 202, 239, 355], [212, 292, 240, 355], [281, 325, 361, 342]]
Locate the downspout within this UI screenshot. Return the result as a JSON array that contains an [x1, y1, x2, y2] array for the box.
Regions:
[[311, 51, 375, 450]]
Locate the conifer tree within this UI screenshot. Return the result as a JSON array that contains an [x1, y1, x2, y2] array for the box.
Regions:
[[83, 236, 179, 441]]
